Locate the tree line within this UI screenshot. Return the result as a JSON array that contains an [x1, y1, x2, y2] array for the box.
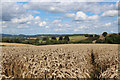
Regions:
[[96, 32, 120, 44], [1, 32, 120, 45], [1, 35, 70, 45]]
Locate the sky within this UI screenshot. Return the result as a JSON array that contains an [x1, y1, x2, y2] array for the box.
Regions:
[[1, 0, 120, 35]]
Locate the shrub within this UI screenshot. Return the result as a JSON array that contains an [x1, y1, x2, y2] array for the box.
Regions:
[[84, 34, 89, 37], [89, 35, 93, 37], [42, 37, 49, 41], [51, 37, 57, 40], [64, 36, 70, 41], [77, 40, 92, 43], [96, 39, 104, 43], [94, 35, 100, 39], [105, 34, 120, 44]]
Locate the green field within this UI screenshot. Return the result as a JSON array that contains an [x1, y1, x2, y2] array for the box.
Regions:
[[56, 36, 88, 42], [69, 36, 88, 42]]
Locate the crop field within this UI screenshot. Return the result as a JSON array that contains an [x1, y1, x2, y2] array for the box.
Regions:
[[0, 44, 119, 79], [0, 42, 35, 47]]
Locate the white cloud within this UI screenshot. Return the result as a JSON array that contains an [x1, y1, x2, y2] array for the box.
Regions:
[[24, 2, 117, 15], [88, 15, 99, 20], [75, 11, 87, 20], [33, 11, 40, 14], [2, 0, 117, 2], [2, 2, 118, 34], [29, 0, 105, 2], [35, 21, 38, 24], [74, 11, 99, 21], [58, 24, 63, 27], [2, 1, 117, 22], [24, 3, 66, 13], [104, 22, 112, 27], [1, 0, 30, 2], [65, 24, 71, 27], [102, 10, 118, 17], [45, 26, 49, 28], [11, 15, 34, 23], [65, 13, 75, 18], [69, 2, 117, 14], [2, 21, 6, 24], [35, 16, 40, 20], [39, 21, 46, 27], [2, 2, 27, 21], [52, 20, 62, 23], [27, 22, 31, 24], [110, 30, 115, 33], [54, 28, 65, 31], [17, 25, 29, 29], [48, 6, 65, 13], [2, 26, 7, 28], [74, 25, 88, 32]]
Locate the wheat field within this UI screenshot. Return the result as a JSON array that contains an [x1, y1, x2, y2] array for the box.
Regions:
[[0, 42, 35, 47], [0, 44, 119, 79]]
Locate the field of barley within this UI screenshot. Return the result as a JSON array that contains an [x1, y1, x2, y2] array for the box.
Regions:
[[0, 44, 119, 79]]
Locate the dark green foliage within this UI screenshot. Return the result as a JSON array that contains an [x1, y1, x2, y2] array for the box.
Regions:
[[2, 33, 120, 45], [59, 36, 63, 40], [94, 34, 100, 38], [105, 34, 120, 44], [102, 32, 107, 37], [64, 35, 70, 41], [2, 37, 22, 43], [119, 33, 120, 35], [84, 34, 89, 37], [51, 36, 56, 40], [35, 38, 39, 43], [96, 33, 120, 44], [96, 39, 104, 43], [89, 35, 93, 37], [2, 38, 10, 42], [42, 37, 49, 41]]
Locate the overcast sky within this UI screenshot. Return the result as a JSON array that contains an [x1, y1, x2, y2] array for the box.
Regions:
[[1, 0, 119, 35]]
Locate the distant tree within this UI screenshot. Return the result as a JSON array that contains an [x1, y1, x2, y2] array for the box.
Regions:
[[102, 32, 108, 37], [105, 33, 120, 44], [51, 37, 56, 40], [59, 36, 63, 40], [2, 37, 10, 42], [84, 34, 89, 37], [89, 35, 93, 37], [64, 35, 70, 41], [42, 37, 49, 41], [119, 33, 120, 35], [14, 38, 21, 43], [94, 34, 100, 38], [35, 38, 39, 43]]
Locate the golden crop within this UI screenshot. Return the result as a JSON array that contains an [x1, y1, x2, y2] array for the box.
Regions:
[[0, 44, 119, 79]]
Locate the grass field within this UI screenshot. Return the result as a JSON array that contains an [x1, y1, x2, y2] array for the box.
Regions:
[[69, 36, 88, 42], [56, 36, 88, 42]]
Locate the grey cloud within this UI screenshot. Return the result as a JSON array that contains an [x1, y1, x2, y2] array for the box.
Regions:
[[24, 2, 117, 15], [2, 2, 27, 21], [24, 2, 66, 13]]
